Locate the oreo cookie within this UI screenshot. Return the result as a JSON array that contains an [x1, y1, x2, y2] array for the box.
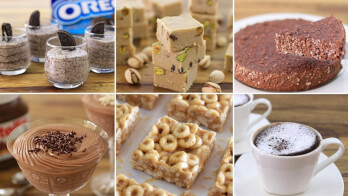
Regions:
[[58, 30, 76, 50], [29, 10, 40, 29], [2, 23, 12, 42], [91, 17, 111, 26], [91, 22, 105, 38]]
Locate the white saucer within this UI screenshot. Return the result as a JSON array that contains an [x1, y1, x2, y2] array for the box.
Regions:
[[235, 152, 344, 196], [234, 113, 270, 156], [234, 13, 348, 94]]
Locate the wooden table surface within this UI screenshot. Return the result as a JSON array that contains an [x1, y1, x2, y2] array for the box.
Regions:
[[241, 95, 348, 195], [0, 95, 112, 195], [0, 0, 115, 93], [116, 0, 233, 93], [235, 0, 348, 23]]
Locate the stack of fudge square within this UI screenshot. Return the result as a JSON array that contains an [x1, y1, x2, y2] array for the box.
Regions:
[[116, 0, 135, 65], [128, 0, 149, 40], [152, 15, 206, 92], [189, 0, 219, 50]]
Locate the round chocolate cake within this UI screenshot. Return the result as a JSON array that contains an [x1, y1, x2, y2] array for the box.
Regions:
[[235, 19, 342, 91]]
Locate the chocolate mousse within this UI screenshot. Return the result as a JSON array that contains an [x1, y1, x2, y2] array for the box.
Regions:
[[275, 16, 346, 61], [0, 23, 30, 75], [235, 19, 342, 91], [81, 95, 115, 137], [26, 10, 59, 62], [86, 23, 115, 73], [8, 123, 108, 194], [45, 31, 89, 88]]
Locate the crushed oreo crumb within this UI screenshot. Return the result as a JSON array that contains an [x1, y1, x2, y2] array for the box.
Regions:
[[28, 131, 86, 156]]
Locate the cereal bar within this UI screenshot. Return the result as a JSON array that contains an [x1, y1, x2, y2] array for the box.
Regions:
[[168, 94, 232, 132], [117, 94, 159, 110], [208, 138, 233, 196], [116, 174, 176, 196], [116, 103, 139, 155], [131, 116, 216, 188]]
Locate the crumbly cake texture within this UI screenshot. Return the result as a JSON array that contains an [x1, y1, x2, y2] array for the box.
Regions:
[[275, 16, 346, 61], [116, 103, 139, 155], [168, 94, 232, 132], [117, 94, 159, 110], [208, 138, 233, 196], [131, 116, 216, 188], [116, 174, 176, 196], [235, 19, 342, 92]]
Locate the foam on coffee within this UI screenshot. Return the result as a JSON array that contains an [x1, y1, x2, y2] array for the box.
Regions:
[[254, 123, 319, 156], [234, 94, 250, 107]]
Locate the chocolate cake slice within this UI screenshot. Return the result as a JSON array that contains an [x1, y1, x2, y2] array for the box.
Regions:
[[275, 16, 346, 61]]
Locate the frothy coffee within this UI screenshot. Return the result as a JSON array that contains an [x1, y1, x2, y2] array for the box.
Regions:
[[234, 94, 250, 107], [254, 123, 320, 156]]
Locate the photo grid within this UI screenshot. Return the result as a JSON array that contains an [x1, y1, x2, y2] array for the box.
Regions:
[[0, 0, 347, 196]]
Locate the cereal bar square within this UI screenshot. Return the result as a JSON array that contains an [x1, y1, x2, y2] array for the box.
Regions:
[[168, 94, 232, 132], [208, 138, 233, 196], [116, 103, 139, 155], [117, 94, 159, 110], [131, 116, 216, 188], [116, 174, 176, 196]]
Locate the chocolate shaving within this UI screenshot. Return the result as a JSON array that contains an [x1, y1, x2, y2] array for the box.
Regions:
[[29, 10, 40, 28], [58, 30, 76, 51], [2, 23, 12, 42], [28, 131, 86, 156], [91, 22, 105, 38]]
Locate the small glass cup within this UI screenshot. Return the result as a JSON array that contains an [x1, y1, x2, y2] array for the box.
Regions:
[[25, 18, 59, 63], [85, 25, 115, 73], [45, 36, 90, 89], [7, 118, 109, 196], [0, 28, 30, 75]]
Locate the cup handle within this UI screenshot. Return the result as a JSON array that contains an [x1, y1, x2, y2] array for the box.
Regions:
[[247, 98, 272, 134], [313, 138, 345, 176]]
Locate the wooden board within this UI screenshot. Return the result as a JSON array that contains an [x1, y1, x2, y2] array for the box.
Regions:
[[0, 0, 115, 93], [116, 0, 233, 93]]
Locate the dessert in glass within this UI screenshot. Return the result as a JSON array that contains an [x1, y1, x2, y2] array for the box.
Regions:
[[7, 118, 109, 196], [80, 95, 115, 196]]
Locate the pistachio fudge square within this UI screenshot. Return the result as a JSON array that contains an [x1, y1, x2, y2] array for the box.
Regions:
[[116, 0, 133, 28], [188, 0, 219, 15], [117, 94, 159, 110], [208, 138, 233, 196], [168, 94, 232, 132], [224, 43, 233, 72], [116, 174, 176, 196], [156, 15, 204, 52], [116, 103, 139, 155], [131, 116, 216, 188]]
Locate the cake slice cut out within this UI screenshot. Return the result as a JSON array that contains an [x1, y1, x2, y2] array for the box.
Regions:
[[275, 16, 346, 61]]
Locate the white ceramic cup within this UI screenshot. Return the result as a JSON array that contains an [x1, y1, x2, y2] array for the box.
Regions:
[[251, 122, 345, 195], [234, 94, 272, 142]]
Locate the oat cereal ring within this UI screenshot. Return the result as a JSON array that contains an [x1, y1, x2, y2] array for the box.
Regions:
[[145, 149, 160, 161], [190, 97, 204, 105], [156, 122, 170, 137], [190, 135, 202, 149], [173, 124, 190, 138], [202, 131, 215, 145], [132, 150, 144, 161], [217, 172, 226, 187], [178, 134, 196, 148], [124, 184, 144, 196], [221, 163, 233, 180], [141, 183, 154, 193], [202, 94, 218, 104], [187, 153, 200, 166], [159, 151, 169, 163], [206, 109, 221, 119], [187, 123, 198, 134], [155, 143, 162, 152], [169, 151, 187, 164], [152, 189, 169, 196], [116, 174, 129, 190], [172, 162, 189, 171], [116, 104, 129, 117], [206, 102, 221, 110], [139, 138, 155, 152], [159, 134, 178, 152], [188, 105, 208, 114], [161, 117, 178, 128], [171, 98, 189, 108]]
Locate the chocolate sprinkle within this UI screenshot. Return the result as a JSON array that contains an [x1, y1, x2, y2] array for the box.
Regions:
[[28, 131, 86, 156], [91, 22, 105, 38], [58, 30, 76, 50], [2, 23, 12, 42], [29, 10, 40, 28]]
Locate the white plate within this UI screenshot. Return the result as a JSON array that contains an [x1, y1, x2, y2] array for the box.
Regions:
[[235, 152, 344, 196], [116, 95, 233, 195], [234, 13, 348, 94], [234, 113, 270, 156]]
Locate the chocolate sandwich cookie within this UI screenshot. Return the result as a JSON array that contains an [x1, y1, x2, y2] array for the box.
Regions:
[[235, 19, 342, 92]]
